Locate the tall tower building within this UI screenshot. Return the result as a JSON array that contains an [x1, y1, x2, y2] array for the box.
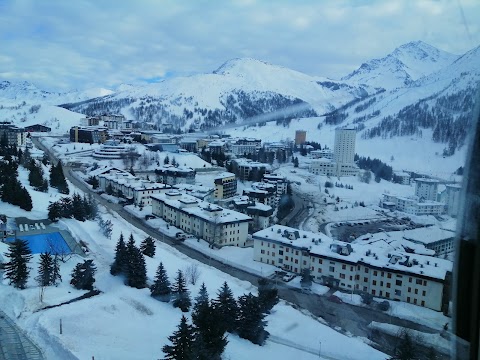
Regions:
[[415, 178, 439, 202], [333, 128, 356, 164], [295, 130, 306, 145]]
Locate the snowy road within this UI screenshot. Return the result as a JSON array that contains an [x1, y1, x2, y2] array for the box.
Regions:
[[0, 310, 44, 360]]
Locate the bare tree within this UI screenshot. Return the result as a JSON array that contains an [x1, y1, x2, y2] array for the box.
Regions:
[[184, 264, 201, 285]]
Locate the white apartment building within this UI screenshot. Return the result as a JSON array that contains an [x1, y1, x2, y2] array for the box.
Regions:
[[445, 184, 462, 217], [309, 128, 358, 177], [231, 159, 271, 181], [97, 169, 172, 206], [415, 178, 439, 202], [151, 191, 251, 247], [262, 174, 288, 196], [333, 128, 356, 164], [253, 225, 452, 311], [381, 194, 445, 216], [311, 149, 333, 160]]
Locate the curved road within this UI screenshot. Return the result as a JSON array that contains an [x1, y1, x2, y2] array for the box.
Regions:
[[32, 136, 442, 358]]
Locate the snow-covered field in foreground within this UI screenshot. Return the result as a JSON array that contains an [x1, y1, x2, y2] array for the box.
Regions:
[[1, 205, 387, 360]]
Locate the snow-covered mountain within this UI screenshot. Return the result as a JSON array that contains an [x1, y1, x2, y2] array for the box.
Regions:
[[342, 41, 459, 90], [1, 40, 478, 174], [0, 80, 112, 104], [61, 57, 373, 131], [0, 80, 109, 133]]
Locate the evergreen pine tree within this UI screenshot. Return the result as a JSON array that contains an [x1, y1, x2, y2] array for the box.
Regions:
[[52, 254, 62, 285], [140, 236, 156, 257], [110, 233, 127, 276], [172, 270, 191, 312], [212, 281, 238, 333], [257, 278, 279, 314], [126, 245, 147, 289], [70, 260, 96, 290], [35, 252, 55, 287], [236, 293, 268, 345], [162, 315, 194, 360], [192, 283, 227, 360], [47, 201, 62, 222], [150, 262, 172, 302], [72, 193, 87, 221], [4, 239, 32, 289]]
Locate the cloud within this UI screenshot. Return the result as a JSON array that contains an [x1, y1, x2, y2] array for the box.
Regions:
[[0, 0, 478, 91]]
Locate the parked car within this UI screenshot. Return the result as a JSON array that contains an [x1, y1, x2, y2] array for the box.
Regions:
[[282, 273, 296, 282], [327, 295, 343, 304], [175, 232, 187, 241], [144, 214, 156, 220]]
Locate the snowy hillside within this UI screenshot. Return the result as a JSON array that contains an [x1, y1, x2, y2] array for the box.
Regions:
[[61, 58, 373, 131], [0, 80, 110, 134], [342, 41, 459, 90], [0, 79, 112, 104]]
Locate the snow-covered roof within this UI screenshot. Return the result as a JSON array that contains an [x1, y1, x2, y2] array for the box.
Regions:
[[415, 178, 440, 184], [254, 225, 452, 281], [214, 172, 235, 180], [151, 192, 251, 224]]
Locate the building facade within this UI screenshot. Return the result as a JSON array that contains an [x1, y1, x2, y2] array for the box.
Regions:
[[381, 194, 445, 216], [97, 169, 172, 206], [151, 191, 251, 247], [214, 172, 237, 200], [295, 130, 307, 145], [253, 225, 452, 311], [154, 165, 196, 185], [415, 179, 439, 202], [70, 126, 108, 144], [333, 128, 356, 164], [0, 122, 26, 147]]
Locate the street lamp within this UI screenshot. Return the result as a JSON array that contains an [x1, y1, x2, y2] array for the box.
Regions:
[[318, 340, 322, 358]]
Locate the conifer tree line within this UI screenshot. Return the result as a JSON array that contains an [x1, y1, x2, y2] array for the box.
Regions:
[[161, 278, 279, 359], [110, 233, 148, 289], [354, 154, 393, 182], [0, 153, 33, 211], [48, 193, 98, 222], [3, 238, 98, 292], [49, 161, 69, 194]]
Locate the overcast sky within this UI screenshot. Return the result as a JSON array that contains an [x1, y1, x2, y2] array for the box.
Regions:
[[0, 0, 479, 91]]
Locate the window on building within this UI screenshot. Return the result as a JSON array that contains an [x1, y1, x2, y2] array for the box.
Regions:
[[373, 280, 377, 286], [421, 301, 425, 307], [373, 271, 378, 276], [329, 266, 335, 272], [365, 268, 369, 273], [416, 279, 422, 285], [395, 289, 401, 296], [261, 250, 265, 254], [295, 259, 298, 264], [279, 250, 283, 255], [422, 290, 426, 297], [387, 273, 392, 279], [386, 292, 390, 298], [340, 274, 345, 279], [317, 268, 322, 273], [415, 289, 418, 295], [396, 280, 402, 286], [408, 287, 411, 293]]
